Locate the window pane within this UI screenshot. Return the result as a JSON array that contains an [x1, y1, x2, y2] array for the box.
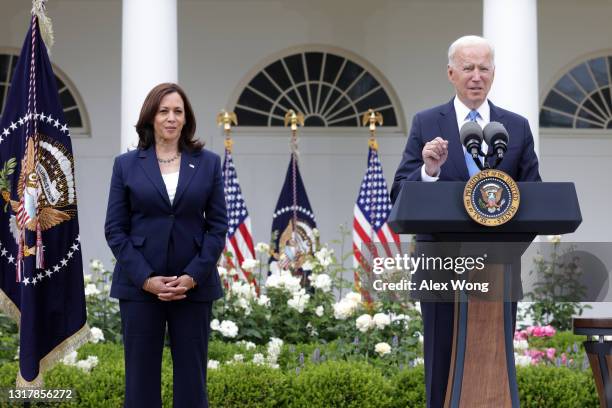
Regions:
[[237, 88, 272, 112], [305, 52, 323, 81], [63, 109, 82, 128], [588, 57, 609, 87], [0, 55, 9, 83], [539, 110, 572, 128], [264, 61, 291, 90], [59, 89, 77, 108], [249, 72, 280, 100], [235, 107, 267, 126], [347, 71, 379, 101], [378, 107, 397, 127], [336, 60, 363, 91], [356, 88, 391, 112], [543, 89, 578, 115], [323, 54, 343, 84], [554, 74, 584, 104], [570, 64, 596, 93], [283, 54, 305, 84]]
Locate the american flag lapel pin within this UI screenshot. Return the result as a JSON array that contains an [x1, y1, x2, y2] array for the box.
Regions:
[[189, 163, 195, 168]]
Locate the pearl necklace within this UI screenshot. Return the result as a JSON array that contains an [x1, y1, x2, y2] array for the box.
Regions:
[[157, 153, 180, 164]]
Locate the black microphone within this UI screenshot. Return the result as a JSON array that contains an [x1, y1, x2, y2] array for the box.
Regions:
[[459, 121, 483, 160], [483, 121, 509, 160]]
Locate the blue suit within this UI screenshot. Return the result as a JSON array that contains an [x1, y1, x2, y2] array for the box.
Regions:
[[391, 99, 541, 408], [105, 146, 228, 408]]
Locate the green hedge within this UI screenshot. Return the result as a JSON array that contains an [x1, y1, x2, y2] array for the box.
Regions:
[[0, 342, 599, 408]]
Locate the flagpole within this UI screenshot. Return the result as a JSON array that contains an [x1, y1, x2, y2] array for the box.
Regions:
[[359, 109, 383, 305], [283, 110, 304, 237], [217, 110, 237, 277]]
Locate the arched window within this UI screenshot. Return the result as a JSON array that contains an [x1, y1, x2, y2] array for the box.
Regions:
[[540, 55, 612, 129], [0, 49, 89, 136], [231, 46, 404, 130]]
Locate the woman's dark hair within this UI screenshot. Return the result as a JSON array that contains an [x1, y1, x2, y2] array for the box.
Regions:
[[135, 82, 203, 152]]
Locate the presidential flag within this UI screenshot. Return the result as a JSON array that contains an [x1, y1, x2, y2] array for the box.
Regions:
[[222, 148, 257, 284], [352, 142, 401, 301], [270, 154, 317, 272], [0, 12, 88, 386]]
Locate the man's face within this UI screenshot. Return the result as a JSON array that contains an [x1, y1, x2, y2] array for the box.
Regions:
[[447, 45, 495, 109]]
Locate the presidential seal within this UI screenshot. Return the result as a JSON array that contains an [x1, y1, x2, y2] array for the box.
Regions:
[[463, 169, 520, 226]]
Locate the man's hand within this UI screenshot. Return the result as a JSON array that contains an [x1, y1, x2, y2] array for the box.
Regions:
[[142, 275, 189, 301], [422, 137, 449, 177]]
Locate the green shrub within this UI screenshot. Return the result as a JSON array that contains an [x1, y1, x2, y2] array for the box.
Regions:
[[208, 363, 289, 407], [390, 367, 426, 407], [517, 365, 598, 408], [290, 361, 394, 408]]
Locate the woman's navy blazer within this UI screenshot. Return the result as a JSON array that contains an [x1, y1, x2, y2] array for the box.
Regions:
[[104, 146, 228, 302]]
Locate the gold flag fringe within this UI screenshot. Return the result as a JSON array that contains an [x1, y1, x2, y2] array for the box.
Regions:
[[2, 287, 92, 388], [16, 323, 91, 388], [32, 0, 55, 50]]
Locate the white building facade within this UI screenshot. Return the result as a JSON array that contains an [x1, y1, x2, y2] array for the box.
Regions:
[[1, 0, 611, 313]]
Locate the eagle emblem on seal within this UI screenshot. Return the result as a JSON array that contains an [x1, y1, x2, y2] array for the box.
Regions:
[[479, 182, 506, 214], [1, 136, 76, 250]]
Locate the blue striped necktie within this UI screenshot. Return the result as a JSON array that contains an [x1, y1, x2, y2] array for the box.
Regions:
[[464, 110, 481, 177]]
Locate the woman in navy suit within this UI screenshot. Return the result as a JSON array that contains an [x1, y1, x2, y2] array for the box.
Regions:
[[105, 83, 227, 408]]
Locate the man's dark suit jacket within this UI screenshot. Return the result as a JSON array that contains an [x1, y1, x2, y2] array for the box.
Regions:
[[105, 146, 228, 302], [391, 98, 541, 202]]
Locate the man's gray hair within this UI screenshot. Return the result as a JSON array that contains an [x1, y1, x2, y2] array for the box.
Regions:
[[447, 35, 495, 67]]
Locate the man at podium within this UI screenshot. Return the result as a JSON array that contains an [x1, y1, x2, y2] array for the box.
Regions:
[[390, 35, 541, 408]]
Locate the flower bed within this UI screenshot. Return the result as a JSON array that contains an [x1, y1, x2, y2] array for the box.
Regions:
[[0, 342, 598, 408]]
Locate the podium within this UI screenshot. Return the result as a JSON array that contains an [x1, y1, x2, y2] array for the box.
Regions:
[[388, 181, 581, 408]]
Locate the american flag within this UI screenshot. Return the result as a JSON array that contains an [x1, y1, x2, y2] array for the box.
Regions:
[[222, 149, 256, 284], [352, 144, 401, 300]]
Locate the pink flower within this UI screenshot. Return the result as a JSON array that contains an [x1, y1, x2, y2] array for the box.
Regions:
[[527, 325, 557, 338], [514, 330, 528, 340], [561, 353, 567, 365], [526, 349, 545, 364], [546, 348, 556, 360]]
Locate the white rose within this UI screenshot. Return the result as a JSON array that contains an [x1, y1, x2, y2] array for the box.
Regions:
[[217, 266, 228, 277], [311, 274, 332, 293], [219, 320, 239, 338], [373, 313, 391, 330], [257, 294, 271, 307], [252, 353, 265, 365], [255, 242, 270, 255], [210, 319, 220, 331], [355, 314, 374, 333], [513, 339, 529, 351], [84, 284, 100, 297], [514, 353, 531, 367], [83, 274, 92, 284], [333, 299, 357, 320], [241, 258, 260, 271], [89, 327, 105, 344], [207, 359, 220, 369], [233, 353, 244, 363], [76, 355, 98, 373], [345, 292, 362, 303], [287, 290, 310, 313], [244, 341, 256, 350], [315, 305, 324, 317], [267, 337, 284, 364], [374, 342, 391, 356], [315, 247, 334, 267], [62, 350, 78, 366], [301, 260, 315, 271]]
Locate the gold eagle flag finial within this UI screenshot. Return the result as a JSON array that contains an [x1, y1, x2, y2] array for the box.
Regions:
[[362, 109, 383, 150], [284, 109, 305, 131], [216, 110, 238, 152]]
